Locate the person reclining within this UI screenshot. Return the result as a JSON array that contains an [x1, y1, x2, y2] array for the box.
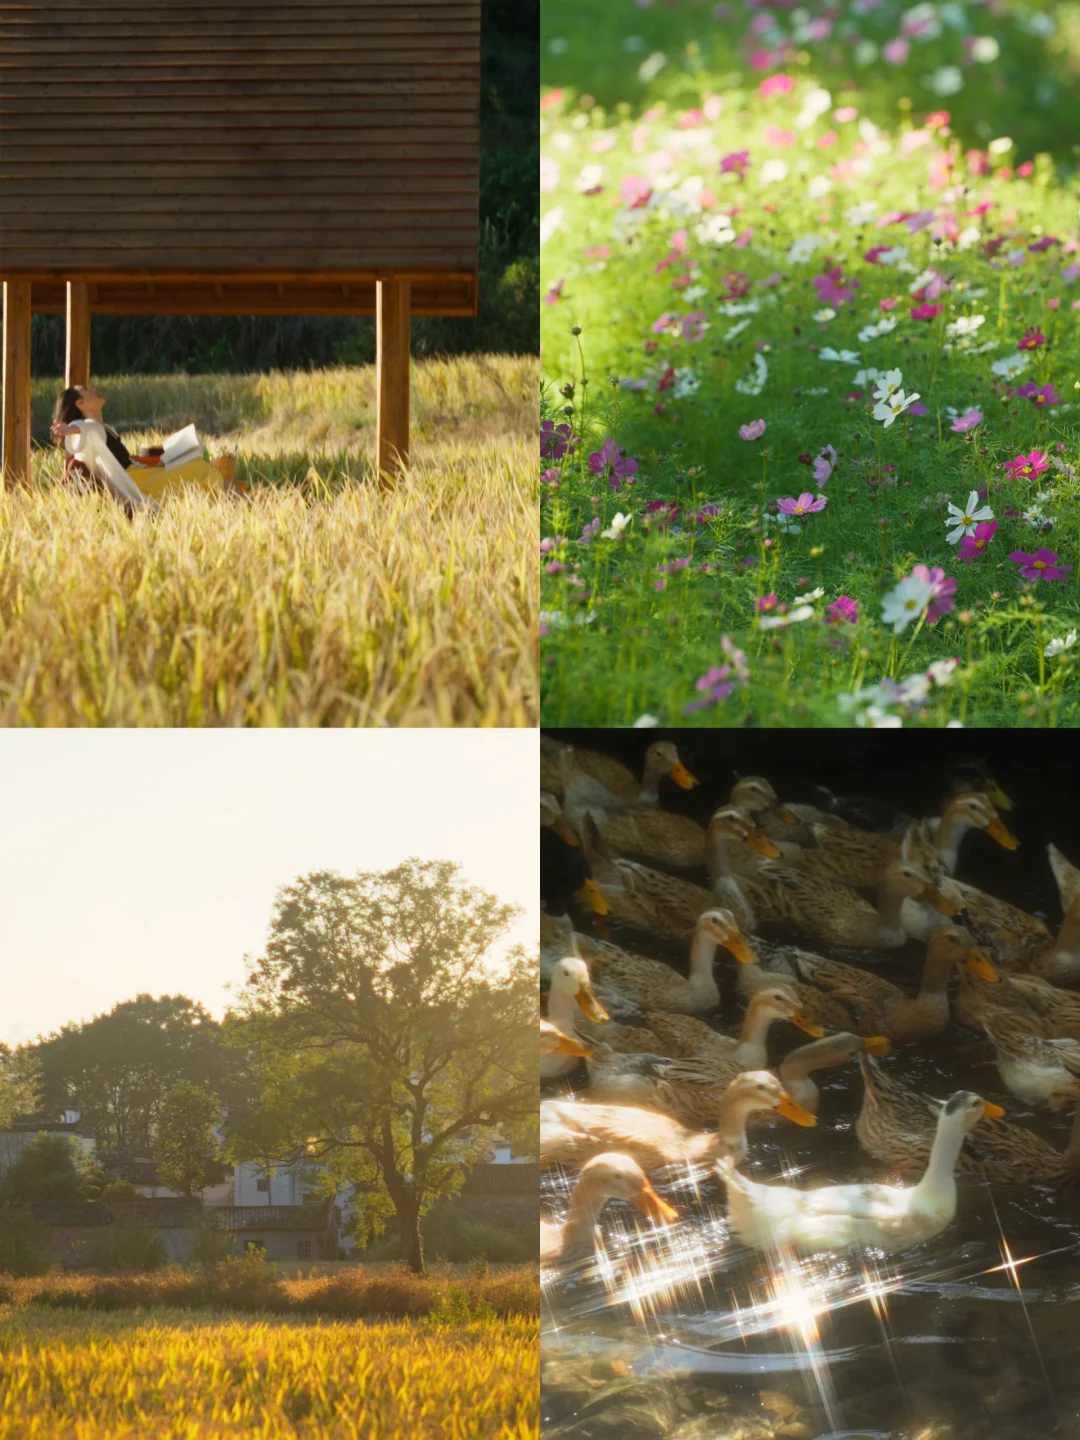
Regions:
[[51, 385, 235, 510]]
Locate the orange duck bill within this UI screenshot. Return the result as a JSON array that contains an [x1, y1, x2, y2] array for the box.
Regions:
[[669, 760, 699, 790], [774, 1092, 818, 1127], [632, 1180, 680, 1224], [987, 817, 1019, 850], [578, 878, 611, 916], [746, 828, 781, 858]]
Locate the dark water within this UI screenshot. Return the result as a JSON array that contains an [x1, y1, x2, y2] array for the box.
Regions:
[[541, 739, 1080, 1440]]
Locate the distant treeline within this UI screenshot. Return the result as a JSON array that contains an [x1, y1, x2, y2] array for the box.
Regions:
[[30, 0, 539, 374]]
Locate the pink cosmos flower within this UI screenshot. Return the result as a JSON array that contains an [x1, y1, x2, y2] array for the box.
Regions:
[[957, 520, 996, 563], [834, 106, 858, 123], [778, 493, 828, 516], [1003, 451, 1050, 481], [757, 594, 779, 614], [587, 438, 639, 489], [684, 664, 735, 714], [827, 596, 858, 624], [720, 150, 750, 177], [620, 175, 653, 210], [883, 37, 911, 64], [813, 267, 859, 306], [910, 302, 945, 321], [1017, 327, 1046, 350], [1014, 382, 1061, 407], [540, 421, 574, 461], [910, 564, 957, 624], [681, 311, 708, 342], [543, 278, 565, 307], [759, 74, 795, 99], [950, 408, 983, 432], [813, 445, 836, 488], [764, 125, 796, 147], [1009, 548, 1073, 582], [739, 419, 767, 441]]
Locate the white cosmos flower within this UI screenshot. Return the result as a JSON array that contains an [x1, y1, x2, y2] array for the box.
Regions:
[[878, 245, 909, 266], [735, 353, 769, 395], [1044, 630, 1077, 658], [845, 202, 878, 227], [873, 389, 920, 426], [926, 658, 959, 685], [758, 604, 815, 630], [872, 368, 904, 400], [881, 574, 935, 633], [819, 347, 861, 364], [859, 706, 903, 728], [991, 352, 1030, 379], [601, 512, 632, 540], [539, 206, 566, 247], [898, 673, 932, 704], [761, 159, 789, 184], [858, 317, 898, 342], [787, 234, 822, 265], [696, 215, 736, 245], [814, 308, 837, 323], [854, 367, 884, 388], [633, 713, 661, 728], [945, 490, 994, 543], [946, 313, 985, 339], [725, 319, 752, 340], [672, 367, 699, 398]]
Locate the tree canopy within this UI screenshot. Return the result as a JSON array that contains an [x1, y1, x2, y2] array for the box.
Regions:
[[152, 1081, 223, 1199], [225, 859, 537, 1273]]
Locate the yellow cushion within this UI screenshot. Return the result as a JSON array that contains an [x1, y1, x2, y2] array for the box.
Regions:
[[127, 459, 225, 501]]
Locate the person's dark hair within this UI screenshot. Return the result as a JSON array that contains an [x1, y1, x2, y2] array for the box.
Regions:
[[52, 386, 84, 446]]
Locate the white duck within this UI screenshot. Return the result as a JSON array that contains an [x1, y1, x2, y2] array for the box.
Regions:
[[720, 1090, 1002, 1255], [541, 1071, 816, 1174], [542, 956, 609, 1080], [540, 1152, 679, 1262]]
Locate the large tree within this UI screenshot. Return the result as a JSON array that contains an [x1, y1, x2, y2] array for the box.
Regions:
[[32, 995, 233, 1152], [225, 860, 537, 1273], [0, 1045, 42, 1130], [0, 1133, 90, 1204], [152, 1081, 223, 1199]]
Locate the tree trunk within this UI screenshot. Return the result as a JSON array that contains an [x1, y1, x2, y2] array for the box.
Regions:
[[396, 1190, 425, 1275]]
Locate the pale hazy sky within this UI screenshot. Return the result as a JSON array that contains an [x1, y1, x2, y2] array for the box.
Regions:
[[1, 731, 537, 1047]]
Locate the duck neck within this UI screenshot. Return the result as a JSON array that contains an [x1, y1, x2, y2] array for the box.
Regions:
[[934, 809, 973, 874], [714, 1094, 757, 1155], [686, 927, 720, 1006], [638, 757, 666, 805], [779, 1044, 849, 1112], [707, 827, 732, 882], [874, 880, 908, 936], [916, 1114, 967, 1194], [562, 1179, 608, 1251], [547, 985, 581, 1038], [733, 1003, 775, 1068], [915, 949, 956, 1004]]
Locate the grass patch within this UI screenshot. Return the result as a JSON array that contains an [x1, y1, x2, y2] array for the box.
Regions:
[[3, 358, 538, 727], [0, 1305, 538, 1438], [539, 13, 1079, 727]]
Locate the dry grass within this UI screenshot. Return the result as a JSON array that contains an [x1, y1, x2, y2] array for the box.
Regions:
[[0, 1261, 540, 1320], [0, 1307, 539, 1438], [4, 357, 538, 727]]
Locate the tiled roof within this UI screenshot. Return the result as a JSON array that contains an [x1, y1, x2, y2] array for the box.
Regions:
[[209, 1203, 334, 1233], [29, 1202, 112, 1227], [462, 1163, 540, 1194]]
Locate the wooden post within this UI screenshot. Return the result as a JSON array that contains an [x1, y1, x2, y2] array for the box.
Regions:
[[65, 281, 92, 390], [376, 278, 410, 480], [2, 280, 32, 490]]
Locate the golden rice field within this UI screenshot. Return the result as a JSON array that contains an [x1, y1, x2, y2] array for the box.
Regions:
[[1, 356, 538, 727], [0, 1308, 539, 1439]]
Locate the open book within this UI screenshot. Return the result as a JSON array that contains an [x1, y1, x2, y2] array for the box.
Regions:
[[157, 424, 203, 469]]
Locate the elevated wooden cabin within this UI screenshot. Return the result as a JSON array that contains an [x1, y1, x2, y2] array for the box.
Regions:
[[0, 0, 481, 485]]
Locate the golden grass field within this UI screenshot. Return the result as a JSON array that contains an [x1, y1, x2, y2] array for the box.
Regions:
[[1, 356, 538, 726], [0, 1308, 539, 1439]]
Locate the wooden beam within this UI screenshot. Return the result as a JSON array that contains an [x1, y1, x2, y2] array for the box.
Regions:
[[65, 280, 91, 389], [2, 280, 32, 490], [376, 278, 410, 481]]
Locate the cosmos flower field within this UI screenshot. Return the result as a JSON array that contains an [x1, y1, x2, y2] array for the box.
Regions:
[[539, 0, 1079, 727]]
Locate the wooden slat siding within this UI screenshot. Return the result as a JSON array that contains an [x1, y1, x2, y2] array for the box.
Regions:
[[0, 1, 480, 282]]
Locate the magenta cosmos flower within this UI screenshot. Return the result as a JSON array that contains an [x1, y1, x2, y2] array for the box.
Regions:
[[910, 302, 944, 321], [827, 596, 858, 624], [587, 438, 639, 486], [1014, 382, 1061, 407], [910, 564, 957, 623], [759, 74, 794, 98], [720, 150, 750, 177], [950, 408, 983, 432], [1003, 450, 1050, 481], [540, 421, 574, 461], [778, 493, 827, 516], [1017, 326, 1046, 351], [813, 267, 858, 306], [957, 520, 996, 563], [739, 418, 767, 441], [684, 664, 735, 714], [1009, 548, 1074, 582]]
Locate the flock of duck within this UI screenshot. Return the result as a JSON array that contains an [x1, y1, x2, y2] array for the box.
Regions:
[[539, 739, 1080, 1269]]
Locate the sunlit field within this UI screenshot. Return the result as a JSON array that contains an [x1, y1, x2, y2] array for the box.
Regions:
[[1, 357, 538, 727], [0, 1308, 539, 1439], [539, 1, 1079, 727]]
